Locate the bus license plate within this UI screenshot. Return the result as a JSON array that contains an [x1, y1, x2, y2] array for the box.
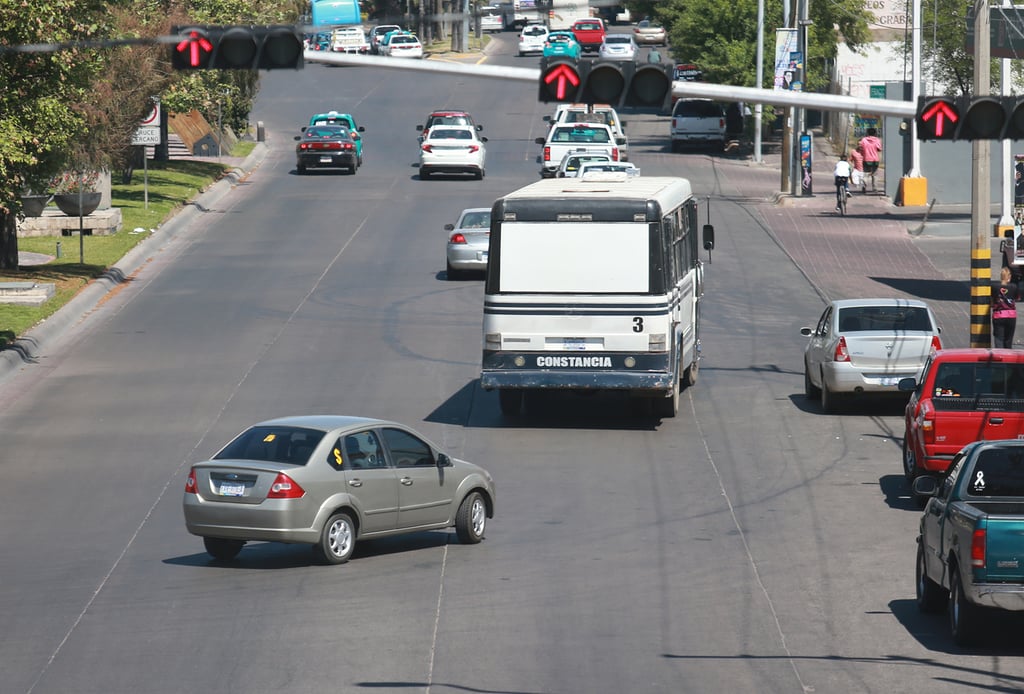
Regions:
[[219, 483, 245, 496], [564, 338, 586, 351]]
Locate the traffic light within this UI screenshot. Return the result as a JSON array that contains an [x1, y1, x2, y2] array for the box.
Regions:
[[916, 95, 1024, 140], [538, 59, 673, 109], [916, 96, 959, 140], [539, 58, 585, 103], [171, 25, 304, 70]]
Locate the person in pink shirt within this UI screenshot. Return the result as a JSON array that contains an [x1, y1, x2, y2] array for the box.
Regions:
[[858, 127, 882, 191], [848, 147, 864, 192]]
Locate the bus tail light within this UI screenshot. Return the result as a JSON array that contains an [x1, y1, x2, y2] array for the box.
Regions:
[[649, 333, 666, 351], [485, 333, 501, 350]]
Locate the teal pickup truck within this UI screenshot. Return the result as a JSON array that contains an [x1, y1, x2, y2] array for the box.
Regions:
[[914, 439, 1024, 646]]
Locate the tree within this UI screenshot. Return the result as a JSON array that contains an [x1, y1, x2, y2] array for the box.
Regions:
[[654, 0, 872, 92], [0, 0, 108, 270]]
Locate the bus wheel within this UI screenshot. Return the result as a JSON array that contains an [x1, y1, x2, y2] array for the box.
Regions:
[[683, 359, 698, 388], [498, 389, 523, 416], [653, 380, 679, 418]]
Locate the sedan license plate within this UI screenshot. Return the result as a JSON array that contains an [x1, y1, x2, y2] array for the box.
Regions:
[[219, 482, 245, 497], [879, 377, 899, 386], [478, 251, 488, 262], [320, 156, 332, 163]]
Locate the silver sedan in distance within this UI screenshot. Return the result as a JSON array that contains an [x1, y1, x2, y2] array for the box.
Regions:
[[446, 207, 491, 279], [183, 415, 495, 564]]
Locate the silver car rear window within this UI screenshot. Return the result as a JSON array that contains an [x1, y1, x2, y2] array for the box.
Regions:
[[215, 426, 327, 465]]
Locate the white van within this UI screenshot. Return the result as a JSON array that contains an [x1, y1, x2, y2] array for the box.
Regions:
[[480, 7, 504, 33]]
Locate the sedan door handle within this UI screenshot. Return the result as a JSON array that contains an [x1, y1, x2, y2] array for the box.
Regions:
[[348, 480, 362, 487], [400, 477, 414, 486]]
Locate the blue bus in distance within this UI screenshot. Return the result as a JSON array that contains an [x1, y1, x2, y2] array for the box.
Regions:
[[312, 0, 361, 26]]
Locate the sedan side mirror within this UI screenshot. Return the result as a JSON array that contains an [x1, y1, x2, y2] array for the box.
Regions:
[[476, 125, 484, 131], [358, 126, 366, 132], [535, 137, 546, 145], [437, 453, 452, 468], [480, 136, 488, 143], [416, 124, 424, 132], [444, 223, 454, 231]]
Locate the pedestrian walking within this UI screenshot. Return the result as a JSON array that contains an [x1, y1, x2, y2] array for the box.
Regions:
[[858, 127, 882, 191], [993, 266, 1019, 348], [848, 147, 864, 192], [647, 47, 663, 63]]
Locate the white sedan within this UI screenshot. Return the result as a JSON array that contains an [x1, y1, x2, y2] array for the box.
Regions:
[[385, 34, 423, 58], [800, 298, 942, 413], [518, 24, 549, 56], [419, 125, 487, 180], [598, 34, 638, 61]]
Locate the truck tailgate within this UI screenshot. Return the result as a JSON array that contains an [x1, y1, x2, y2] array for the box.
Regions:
[[967, 505, 1024, 581]]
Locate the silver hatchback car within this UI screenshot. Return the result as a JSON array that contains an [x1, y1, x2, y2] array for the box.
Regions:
[[445, 207, 491, 279], [183, 415, 495, 564]]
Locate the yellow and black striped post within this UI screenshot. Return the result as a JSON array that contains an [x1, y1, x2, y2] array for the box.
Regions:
[[970, 246, 992, 347]]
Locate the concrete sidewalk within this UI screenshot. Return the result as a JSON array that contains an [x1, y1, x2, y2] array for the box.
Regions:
[[716, 131, 988, 349]]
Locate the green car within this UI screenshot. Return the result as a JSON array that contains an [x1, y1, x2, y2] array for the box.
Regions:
[[543, 31, 581, 61], [307, 111, 365, 165]]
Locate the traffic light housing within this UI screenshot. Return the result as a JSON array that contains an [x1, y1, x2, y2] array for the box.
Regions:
[[538, 58, 672, 109], [916, 95, 1024, 140], [539, 58, 585, 103], [171, 25, 304, 70]]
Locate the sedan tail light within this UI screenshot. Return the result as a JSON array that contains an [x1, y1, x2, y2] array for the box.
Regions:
[[930, 335, 942, 353], [421, 144, 433, 153], [268, 473, 305, 499], [450, 233, 468, 244], [185, 468, 198, 494], [833, 336, 851, 362], [468, 145, 480, 153]]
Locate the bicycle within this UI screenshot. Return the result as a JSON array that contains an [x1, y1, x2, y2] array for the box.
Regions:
[[835, 175, 849, 215]]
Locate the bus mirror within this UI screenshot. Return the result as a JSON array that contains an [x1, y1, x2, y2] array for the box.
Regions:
[[702, 224, 715, 250]]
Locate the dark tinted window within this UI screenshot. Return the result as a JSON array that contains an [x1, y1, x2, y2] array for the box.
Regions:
[[673, 100, 723, 118], [932, 362, 1024, 406], [967, 447, 1024, 496], [381, 428, 434, 468], [215, 426, 326, 465], [836, 306, 934, 332]]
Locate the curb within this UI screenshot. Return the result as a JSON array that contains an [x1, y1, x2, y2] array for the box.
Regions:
[[0, 143, 269, 378]]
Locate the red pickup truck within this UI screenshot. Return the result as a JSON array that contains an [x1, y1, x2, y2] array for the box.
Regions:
[[901, 348, 1024, 497], [570, 18, 605, 53]]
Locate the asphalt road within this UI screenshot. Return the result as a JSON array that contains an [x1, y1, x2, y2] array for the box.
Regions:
[[1, 32, 1023, 694]]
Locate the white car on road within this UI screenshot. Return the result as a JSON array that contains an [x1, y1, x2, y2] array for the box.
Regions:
[[420, 125, 488, 180], [518, 24, 549, 56]]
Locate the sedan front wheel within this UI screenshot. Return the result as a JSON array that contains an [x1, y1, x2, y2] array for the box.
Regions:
[[456, 491, 486, 544]]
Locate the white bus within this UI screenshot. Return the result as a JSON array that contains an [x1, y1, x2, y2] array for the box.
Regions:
[[481, 175, 714, 418]]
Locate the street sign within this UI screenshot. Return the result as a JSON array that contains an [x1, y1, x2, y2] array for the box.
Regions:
[[131, 128, 161, 145], [869, 84, 886, 99]]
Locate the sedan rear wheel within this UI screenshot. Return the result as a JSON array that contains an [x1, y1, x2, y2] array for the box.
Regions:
[[316, 511, 355, 565], [804, 362, 820, 399], [420, 168, 430, 180], [203, 537, 244, 561], [455, 491, 487, 543], [296, 163, 306, 175]]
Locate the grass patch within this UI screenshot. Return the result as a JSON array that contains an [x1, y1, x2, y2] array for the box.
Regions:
[[0, 158, 234, 348], [424, 33, 489, 53]]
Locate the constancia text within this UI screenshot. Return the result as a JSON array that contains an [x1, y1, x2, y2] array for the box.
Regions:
[[537, 356, 613, 368]]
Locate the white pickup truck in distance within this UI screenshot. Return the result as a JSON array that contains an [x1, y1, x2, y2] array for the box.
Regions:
[[535, 123, 623, 178]]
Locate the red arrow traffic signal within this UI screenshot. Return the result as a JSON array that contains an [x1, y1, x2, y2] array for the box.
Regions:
[[174, 28, 214, 69], [916, 97, 959, 140], [544, 64, 581, 101]]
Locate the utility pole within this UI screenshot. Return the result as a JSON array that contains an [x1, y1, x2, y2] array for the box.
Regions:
[[970, 0, 992, 348]]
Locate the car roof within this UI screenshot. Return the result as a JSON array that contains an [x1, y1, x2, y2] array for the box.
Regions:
[[830, 298, 931, 309], [931, 348, 1024, 361], [254, 415, 393, 432], [428, 110, 472, 117]]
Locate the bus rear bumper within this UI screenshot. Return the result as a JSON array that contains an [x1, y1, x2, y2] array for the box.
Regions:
[[481, 351, 674, 391]]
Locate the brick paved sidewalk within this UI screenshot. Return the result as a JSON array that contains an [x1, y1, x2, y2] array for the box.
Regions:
[[712, 132, 979, 348]]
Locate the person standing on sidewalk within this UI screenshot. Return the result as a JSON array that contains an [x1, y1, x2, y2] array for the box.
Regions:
[[993, 266, 1019, 348], [858, 127, 882, 191]]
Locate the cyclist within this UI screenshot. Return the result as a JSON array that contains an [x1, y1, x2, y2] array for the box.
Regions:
[[833, 155, 852, 213]]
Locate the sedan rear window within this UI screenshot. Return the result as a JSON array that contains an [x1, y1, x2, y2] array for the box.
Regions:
[[837, 306, 933, 332], [215, 426, 327, 465], [673, 100, 723, 118]]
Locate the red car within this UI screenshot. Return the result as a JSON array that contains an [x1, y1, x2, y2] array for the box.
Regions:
[[902, 348, 1024, 487], [570, 18, 605, 53]]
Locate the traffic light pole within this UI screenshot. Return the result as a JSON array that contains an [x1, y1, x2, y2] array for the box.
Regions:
[[971, 0, 992, 348]]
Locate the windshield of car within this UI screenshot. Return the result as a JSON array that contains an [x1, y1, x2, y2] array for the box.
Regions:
[[459, 211, 491, 228], [673, 100, 723, 118], [574, 21, 601, 30], [836, 306, 933, 332], [392, 36, 418, 45], [215, 426, 327, 464], [605, 36, 630, 44], [430, 129, 474, 140], [523, 26, 547, 36], [551, 125, 610, 143], [304, 126, 350, 139], [429, 115, 471, 127], [563, 154, 610, 171]]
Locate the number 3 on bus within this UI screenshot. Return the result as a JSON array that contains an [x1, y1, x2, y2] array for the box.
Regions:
[[480, 175, 714, 418]]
